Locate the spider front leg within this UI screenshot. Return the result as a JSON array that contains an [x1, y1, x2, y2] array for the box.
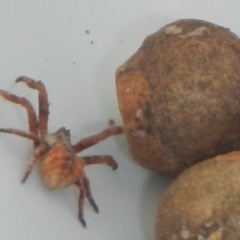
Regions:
[[73, 125, 124, 153], [83, 155, 118, 170], [0, 90, 38, 135], [16, 76, 49, 136]]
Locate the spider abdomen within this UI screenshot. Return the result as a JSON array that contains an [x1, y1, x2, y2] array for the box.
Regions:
[[40, 144, 84, 190]]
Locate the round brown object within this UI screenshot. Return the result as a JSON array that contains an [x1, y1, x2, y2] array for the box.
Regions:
[[116, 19, 240, 175], [155, 151, 240, 240]]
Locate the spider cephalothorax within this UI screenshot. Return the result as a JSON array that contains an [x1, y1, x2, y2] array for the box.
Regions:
[[0, 76, 123, 227]]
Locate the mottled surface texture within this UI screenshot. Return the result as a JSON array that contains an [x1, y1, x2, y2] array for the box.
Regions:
[[116, 19, 240, 174], [155, 151, 240, 240]]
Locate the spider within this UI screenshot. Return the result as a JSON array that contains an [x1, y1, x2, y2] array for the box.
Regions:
[[0, 76, 124, 227]]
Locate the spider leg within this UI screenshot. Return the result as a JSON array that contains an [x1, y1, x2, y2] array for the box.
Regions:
[[72, 125, 124, 153], [16, 76, 49, 136], [82, 174, 99, 213], [0, 90, 38, 135], [82, 155, 118, 170], [0, 128, 39, 142], [0, 128, 44, 182], [75, 180, 87, 228], [75, 174, 99, 228], [21, 143, 48, 183], [74, 155, 117, 227]]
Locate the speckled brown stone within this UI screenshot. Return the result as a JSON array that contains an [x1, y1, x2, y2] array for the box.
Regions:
[[155, 151, 240, 240], [116, 19, 240, 174]]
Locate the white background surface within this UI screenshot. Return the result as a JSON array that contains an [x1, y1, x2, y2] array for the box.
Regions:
[[0, 1, 239, 240]]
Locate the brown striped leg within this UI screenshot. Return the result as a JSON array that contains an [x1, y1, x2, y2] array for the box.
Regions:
[[75, 180, 87, 228], [82, 155, 118, 170], [21, 154, 40, 183], [0, 128, 43, 182], [21, 143, 48, 183], [75, 175, 99, 228], [0, 90, 38, 135], [82, 175, 98, 213], [0, 128, 39, 142], [16, 76, 49, 136], [72, 125, 124, 153]]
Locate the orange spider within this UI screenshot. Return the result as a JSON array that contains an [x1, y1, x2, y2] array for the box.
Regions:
[[0, 76, 124, 227]]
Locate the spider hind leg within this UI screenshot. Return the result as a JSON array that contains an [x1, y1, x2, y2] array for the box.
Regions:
[[82, 175, 99, 213], [75, 175, 99, 228]]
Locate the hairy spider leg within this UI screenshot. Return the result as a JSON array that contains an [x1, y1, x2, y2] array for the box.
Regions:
[[76, 180, 87, 227], [72, 125, 124, 153], [16, 76, 49, 136], [0, 128, 43, 182], [82, 155, 118, 170], [75, 155, 118, 227], [82, 175, 99, 213], [0, 128, 39, 141], [75, 174, 99, 228], [21, 143, 48, 183], [0, 90, 38, 135]]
